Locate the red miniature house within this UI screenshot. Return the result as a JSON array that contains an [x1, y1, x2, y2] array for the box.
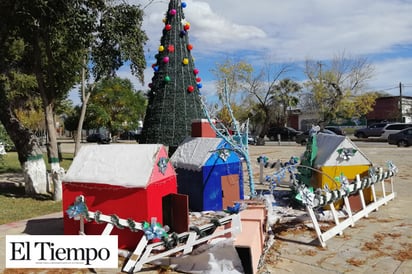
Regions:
[[62, 144, 177, 250]]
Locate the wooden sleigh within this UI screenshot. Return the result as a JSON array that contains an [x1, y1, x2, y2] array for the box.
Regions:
[[259, 152, 398, 247], [67, 196, 242, 273], [294, 168, 397, 247]]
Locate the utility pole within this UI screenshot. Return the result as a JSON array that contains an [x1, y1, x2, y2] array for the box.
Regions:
[[399, 82, 403, 122]]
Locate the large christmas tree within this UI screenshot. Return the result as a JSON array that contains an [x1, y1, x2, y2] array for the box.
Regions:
[[139, 0, 205, 152]]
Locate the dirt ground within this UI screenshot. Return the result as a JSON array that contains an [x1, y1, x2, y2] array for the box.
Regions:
[[1, 140, 411, 273]]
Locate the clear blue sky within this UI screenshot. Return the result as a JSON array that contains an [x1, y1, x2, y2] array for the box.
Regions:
[[70, 0, 412, 105]]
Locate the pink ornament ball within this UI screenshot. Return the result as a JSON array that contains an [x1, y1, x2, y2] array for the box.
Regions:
[[193, 68, 199, 75], [169, 9, 176, 15], [163, 56, 169, 63]]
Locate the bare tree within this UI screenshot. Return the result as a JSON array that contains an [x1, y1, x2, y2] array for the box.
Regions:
[[304, 52, 375, 124]]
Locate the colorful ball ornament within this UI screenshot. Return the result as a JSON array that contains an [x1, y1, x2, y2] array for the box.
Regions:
[[158, 45, 164, 52], [187, 44, 193, 51], [182, 58, 189, 65], [148, 83, 153, 88], [181, 2, 187, 8], [196, 77, 201, 82], [180, 30, 187, 36], [187, 85, 195, 93], [163, 56, 169, 63], [153, 66, 159, 72], [165, 24, 172, 31], [193, 68, 199, 75], [162, 18, 166, 23], [184, 23, 190, 31], [164, 76, 171, 82], [197, 83, 202, 89], [167, 45, 175, 52], [169, 9, 176, 15]]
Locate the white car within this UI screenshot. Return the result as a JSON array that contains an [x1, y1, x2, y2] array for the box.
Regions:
[[379, 123, 412, 140]]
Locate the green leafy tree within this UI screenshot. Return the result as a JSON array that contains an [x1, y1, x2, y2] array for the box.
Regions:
[[0, 0, 147, 197], [304, 53, 375, 124], [139, 0, 204, 153], [85, 77, 146, 139], [270, 78, 302, 127]]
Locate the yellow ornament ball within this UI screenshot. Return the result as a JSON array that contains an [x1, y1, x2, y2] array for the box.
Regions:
[[182, 58, 189, 65], [158, 45, 164, 52]]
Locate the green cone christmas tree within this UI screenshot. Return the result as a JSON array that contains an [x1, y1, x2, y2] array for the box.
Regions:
[[139, 0, 205, 151]]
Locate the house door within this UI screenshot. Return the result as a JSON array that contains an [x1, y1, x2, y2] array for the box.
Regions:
[[221, 174, 240, 209]]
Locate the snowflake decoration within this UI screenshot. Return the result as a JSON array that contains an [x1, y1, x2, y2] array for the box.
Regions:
[[295, 185, 315, 208], [337, 147, 357, 160], [337, 173, 350, 194], [143, 221, 168, 241], [386, 161, 398, 174], [218, 149, 230, 161], [157, 157, 169, 175], [368, 167, 378, 183], [66, 196, 88, 220]]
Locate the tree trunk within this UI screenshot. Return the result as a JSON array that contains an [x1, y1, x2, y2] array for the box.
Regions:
[[75, 63, 91, 157], [257, 107, 271, 145], [44, 103, 63, 201], [0, 96, 48, 195]]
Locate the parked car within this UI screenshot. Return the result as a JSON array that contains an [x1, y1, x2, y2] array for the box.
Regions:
[[354, 122, 388, 138], [388, 127, 412, 147], [379, 123, 412, 140], [295, 129, 336, 146], [119, 131, 139, 141], [267, 127, 302, 141], [86, 133, 111, 144], [325, 126, 346, 136], [247, 134, 257, 145]]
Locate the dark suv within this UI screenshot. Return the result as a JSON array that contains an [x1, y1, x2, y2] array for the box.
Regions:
[[354, 123, 388, 138], [267, 126, 302, 141]]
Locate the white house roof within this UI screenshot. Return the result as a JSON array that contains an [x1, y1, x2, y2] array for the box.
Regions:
[[170, 137, 223, 171], [63, 144, 163, 188], [313, 133, 372, 167]]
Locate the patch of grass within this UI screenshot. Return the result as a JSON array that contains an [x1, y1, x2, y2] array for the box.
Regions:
[[0, 151, 73, 224], [0, 151, 73, 172], [0, 152, 21, 173], [0, 185, 62, 225]]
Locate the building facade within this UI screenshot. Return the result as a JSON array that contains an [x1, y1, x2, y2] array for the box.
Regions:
[[366, 96, 412, 124]]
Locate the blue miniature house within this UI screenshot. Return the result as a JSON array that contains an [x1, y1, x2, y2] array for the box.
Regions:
[[171, 137, 244, 211]]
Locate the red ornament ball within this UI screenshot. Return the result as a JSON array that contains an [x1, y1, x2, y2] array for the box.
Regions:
[[168, 45, 175, 52], [196, 77, 201, 83], [187, 44, 193, 51], [193, 68, 199, 75], [165, 24, 172, 31], [187, 85, 195, 93]]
